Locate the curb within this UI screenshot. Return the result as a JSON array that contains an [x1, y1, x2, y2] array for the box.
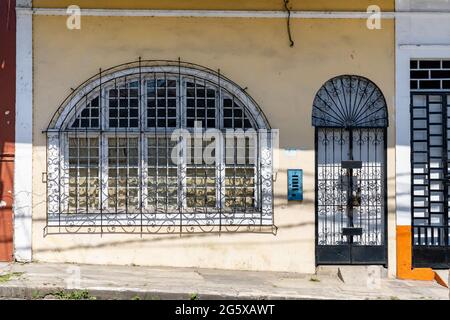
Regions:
[[0, 285, 338, 300], [0, 286, 306, 301]]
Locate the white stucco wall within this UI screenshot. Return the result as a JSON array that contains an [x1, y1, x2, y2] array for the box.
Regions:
[[395, 0, 450, 226]]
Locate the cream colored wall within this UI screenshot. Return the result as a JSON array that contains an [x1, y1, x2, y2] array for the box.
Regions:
[[32, 16, 395, 274]]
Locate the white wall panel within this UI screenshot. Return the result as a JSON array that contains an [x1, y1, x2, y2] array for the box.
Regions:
[[396, 0, 450, 226]]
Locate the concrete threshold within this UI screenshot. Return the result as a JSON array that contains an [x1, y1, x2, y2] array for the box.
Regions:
[[0, 262, 448, 300]]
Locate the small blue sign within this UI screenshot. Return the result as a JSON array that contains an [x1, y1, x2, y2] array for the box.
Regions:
[[288, 169, 303, 201]]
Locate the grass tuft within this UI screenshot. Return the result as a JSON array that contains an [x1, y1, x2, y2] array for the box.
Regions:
[[190, 293, 199, 300], [52, 290, 96, 300], [0, 272, 24, 284]]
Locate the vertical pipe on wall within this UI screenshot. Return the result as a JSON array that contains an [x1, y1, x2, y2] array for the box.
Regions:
[[14, 0, 33, 262]]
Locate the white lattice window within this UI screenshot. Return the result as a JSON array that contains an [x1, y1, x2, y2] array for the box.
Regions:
[[45, 62, 275, 234]]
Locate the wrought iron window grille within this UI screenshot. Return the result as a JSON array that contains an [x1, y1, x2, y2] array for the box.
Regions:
[[44, 60, 276, 235]]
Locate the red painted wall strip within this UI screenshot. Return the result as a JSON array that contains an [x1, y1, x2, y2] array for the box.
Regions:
[[0, 0, 15, 262]]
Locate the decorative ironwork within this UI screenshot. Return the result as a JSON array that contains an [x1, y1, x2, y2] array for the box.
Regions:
[[410, 92, 450, 268], [45, 60, 276, 235], [313, 75, 388, 265], [312, 75, 388, 128], [316, 128, 385, 245]]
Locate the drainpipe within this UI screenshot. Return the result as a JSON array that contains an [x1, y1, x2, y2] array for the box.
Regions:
[[14, 0, 33, 262]]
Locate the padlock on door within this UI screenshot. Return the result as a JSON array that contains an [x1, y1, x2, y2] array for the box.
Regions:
[[351, 176, 361, 207], [352, 187, 362, 207]]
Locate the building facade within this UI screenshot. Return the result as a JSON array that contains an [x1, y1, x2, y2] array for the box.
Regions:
[[396, 0, 450, 279], [11, 0, 448, 279]]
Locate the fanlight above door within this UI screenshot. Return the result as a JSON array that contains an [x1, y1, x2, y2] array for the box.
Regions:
[[312, 75, 388, 128]]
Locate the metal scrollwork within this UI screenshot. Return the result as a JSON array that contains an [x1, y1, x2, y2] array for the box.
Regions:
[[312, 75, 388, 129], [314, 76, 388, 258], [45, 60, 276, 235]]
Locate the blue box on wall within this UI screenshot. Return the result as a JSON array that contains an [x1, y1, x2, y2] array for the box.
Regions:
[[288, 169, 303, 201]]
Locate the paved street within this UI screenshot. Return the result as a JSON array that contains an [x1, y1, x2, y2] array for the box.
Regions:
[[0, 263, 447, 300]]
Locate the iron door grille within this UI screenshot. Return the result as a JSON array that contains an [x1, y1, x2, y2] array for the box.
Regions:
[[411, 93, 450, 268], [312, 75, 389, 265], [315, 128, 387, 265]]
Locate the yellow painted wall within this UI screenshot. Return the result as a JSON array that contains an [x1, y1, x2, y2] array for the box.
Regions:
[[32, 15, 395, 274], [33, 0, 395, 11]]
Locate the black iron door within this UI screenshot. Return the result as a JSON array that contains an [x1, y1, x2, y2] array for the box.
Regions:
[[411, 93, 450, 268], [312, 75, 389, 265], [315, 128, 387, 265]]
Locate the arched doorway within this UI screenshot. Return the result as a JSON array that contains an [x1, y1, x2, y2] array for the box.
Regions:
[[312, 75, 389, 265]]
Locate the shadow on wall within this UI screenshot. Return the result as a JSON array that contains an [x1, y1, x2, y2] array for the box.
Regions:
[[27, 56, 397, 257], [28, 170, 401, 255], [31, 221, 314, 254]]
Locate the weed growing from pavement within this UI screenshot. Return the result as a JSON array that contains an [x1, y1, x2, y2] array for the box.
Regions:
[[31, 290, 96, 300], [190, 293, 199, 300], [53, 290, 96, 300], [0, 272, 24, 283], [32, 290, 43, 299]]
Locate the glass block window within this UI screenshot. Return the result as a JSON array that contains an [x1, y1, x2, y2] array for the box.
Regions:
[[46, 65, 273, 234], [223, 97, 253, 129], [186, 80, 217, 129], [186, 137, 217, 210], [107, 137, 140, 212], [108, 81, 140, 128], [147, 78, 178, 128], [71, 97, 100, 128], [224, 134, 257, 211], [147, 136, 178, 212], [68, 137, 100, 212]]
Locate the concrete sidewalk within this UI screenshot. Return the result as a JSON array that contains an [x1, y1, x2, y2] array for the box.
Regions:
[[0, 262, 448, 300]]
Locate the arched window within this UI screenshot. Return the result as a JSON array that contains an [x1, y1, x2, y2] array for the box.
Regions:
[[45, 61, 275, 234]]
